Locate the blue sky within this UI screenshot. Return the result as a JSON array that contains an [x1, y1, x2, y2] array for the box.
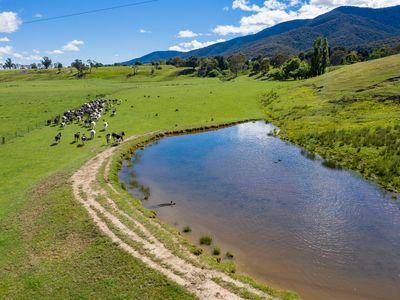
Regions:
[[0, 0, 399, 65]]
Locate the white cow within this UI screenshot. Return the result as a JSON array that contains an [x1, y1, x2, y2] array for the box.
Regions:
[[90, 129, 96, 140]]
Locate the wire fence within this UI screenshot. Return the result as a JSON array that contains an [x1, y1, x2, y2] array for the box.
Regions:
[[1, 121, 44, 145]]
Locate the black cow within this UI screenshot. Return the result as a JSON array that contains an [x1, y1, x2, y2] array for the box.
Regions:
[[106, 133, 111, 144], [112, 131, 125, 143], [74, 132, 80, 142], [55, 132, 62, 143], [81, 134, 87, 145]]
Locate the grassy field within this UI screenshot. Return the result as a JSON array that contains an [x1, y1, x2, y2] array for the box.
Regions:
[[262, 55, 400, 191], [0, 55, 399, 298]]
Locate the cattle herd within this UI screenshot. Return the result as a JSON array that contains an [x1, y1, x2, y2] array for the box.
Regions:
[[49, 98, 125, 146]]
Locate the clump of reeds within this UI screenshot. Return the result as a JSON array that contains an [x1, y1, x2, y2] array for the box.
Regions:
[[199, 235, 213, 245]]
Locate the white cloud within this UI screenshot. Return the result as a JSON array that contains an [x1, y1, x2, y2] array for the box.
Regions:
[[232, 0, 263, 12], [0, 11, 22, 33], [0, 45, 41, 63], [12, 52, 23, 59], [47, 39, 84, 56], [169, 39, 226, 52], [178, 30, 199, 38], [214, 0, 400, 36], [62, 39, 84, 52], [13, 52, 41, 61], [34, 13, 43, 18], [33, 49, 40, 54], [139, 28, 151, 33], [0, 36, 10, 42], [48, 49, 64, 55], [223, 6, 230, 11], [0, 45, 13, 55]]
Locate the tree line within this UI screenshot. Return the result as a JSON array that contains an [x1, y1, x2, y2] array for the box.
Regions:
[[147, 37, 400, 81], [1, 57, 103, 73], [2, 36, 399, 81]]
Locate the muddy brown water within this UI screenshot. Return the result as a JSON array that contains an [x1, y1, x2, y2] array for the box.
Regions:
[[119, 121, 400, 300]]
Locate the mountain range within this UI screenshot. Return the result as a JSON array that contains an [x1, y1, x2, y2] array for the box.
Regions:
[[123, 5, 400, 65]]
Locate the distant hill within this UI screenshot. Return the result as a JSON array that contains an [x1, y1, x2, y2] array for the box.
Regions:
[[123, 5, 400, 64], [122, 50, 183, 65]]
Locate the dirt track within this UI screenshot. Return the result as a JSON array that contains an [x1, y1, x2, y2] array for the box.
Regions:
[[71, 134, 279, 300]]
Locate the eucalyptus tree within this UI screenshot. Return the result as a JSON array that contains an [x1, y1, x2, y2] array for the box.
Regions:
[[228, 53, 246, 77], [71, 59, 88, 77], [54, 62, 63, 72], [3, 58, 15, 69], [41, 56, 52, 69]]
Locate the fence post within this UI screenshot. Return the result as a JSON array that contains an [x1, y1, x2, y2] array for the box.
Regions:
[[2, 137, 5, 144]]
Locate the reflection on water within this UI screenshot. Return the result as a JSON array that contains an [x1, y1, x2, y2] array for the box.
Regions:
[[119, 121, 400, 300]]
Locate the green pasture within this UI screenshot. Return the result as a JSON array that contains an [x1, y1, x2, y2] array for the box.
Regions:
[[0, 55, 399, 298]]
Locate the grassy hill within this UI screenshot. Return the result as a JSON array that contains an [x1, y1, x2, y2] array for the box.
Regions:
[[0, 54, 399, 298], [262, 55, 400, 191]]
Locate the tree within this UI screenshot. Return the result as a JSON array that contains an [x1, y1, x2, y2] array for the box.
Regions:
[[167, 57, 185, 67], [132, 65, 139, 75], [270, 54, 288, 68], [357, 48, 370, 61], [259, 58, 270, 75], [321, 37, 330, 73], [228, 53, 246, 77], [369, 47, 388, 59], [214, 56, 229, 70], [297, 61, 311, 79], [268, 68, 285, 80], [3, 58, 15, 69], [41, 56, 52, 69], [134, 61, 143, 66], [186, 56, 199, 69], [251, 60, 261, 74], [282, 57, 302, 80], [71, 59, 88, 77], [30, 63, 38, 69], [87, 59, 95, 72], [54, 62, 63, 72], [330, 47, 347, 65], [151, 61, 162, 70], [343, 51, 360, 64], [310, 37, 330, 77], [197, 57, 217, 77]]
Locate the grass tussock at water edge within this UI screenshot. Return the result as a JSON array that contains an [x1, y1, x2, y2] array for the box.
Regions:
[[199, 235, 213, 245]]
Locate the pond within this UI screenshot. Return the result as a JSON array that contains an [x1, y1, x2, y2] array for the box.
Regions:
[[119, 121, 400, 300]]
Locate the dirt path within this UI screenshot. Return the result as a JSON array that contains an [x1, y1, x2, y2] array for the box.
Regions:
[[71, 134, 280, 300]]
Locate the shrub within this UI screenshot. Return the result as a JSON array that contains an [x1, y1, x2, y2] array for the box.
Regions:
[[226, 251, 234, 259], [207, 69, 221, 78], [199, 235, 212, 245], [212, 247, 221, 256], [190, 246, 203, 256], [183, 225, 191, 233]]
